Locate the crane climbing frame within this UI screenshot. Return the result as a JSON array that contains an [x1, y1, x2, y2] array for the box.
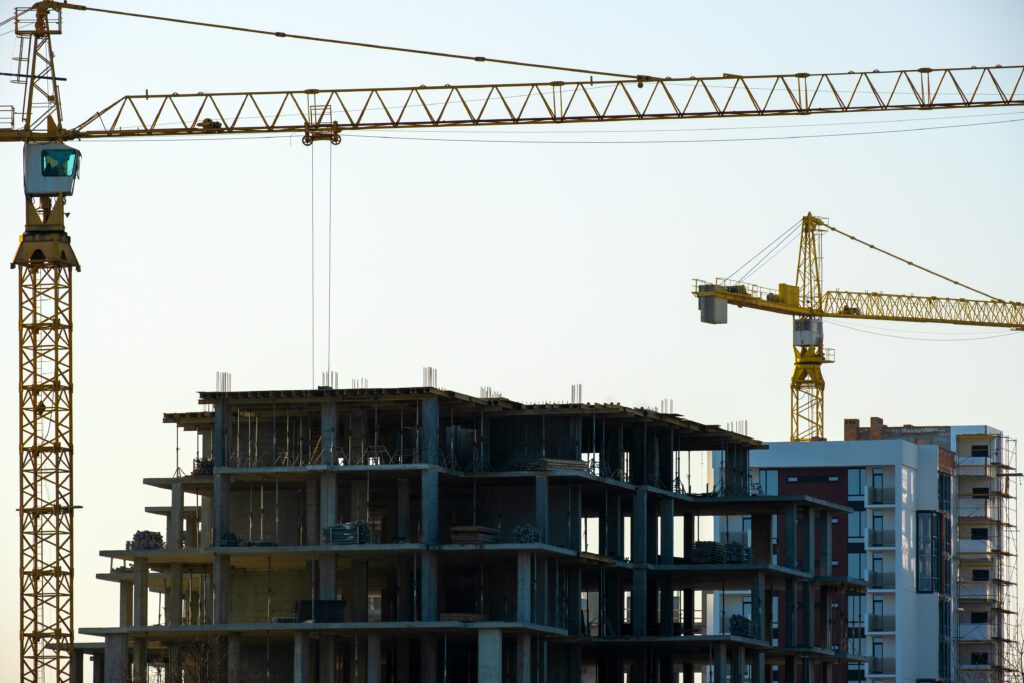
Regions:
[[5, 1, 1024, 681]]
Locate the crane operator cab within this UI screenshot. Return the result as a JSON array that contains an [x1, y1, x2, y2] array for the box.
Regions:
[[24, 142, 81, 197]]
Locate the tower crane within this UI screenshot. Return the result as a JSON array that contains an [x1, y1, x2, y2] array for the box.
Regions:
[[693, 213, 1024, 442], [4, 1, 1024, 680]]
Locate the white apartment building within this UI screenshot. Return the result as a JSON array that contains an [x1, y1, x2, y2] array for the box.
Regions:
[[713, 417, 1016, 683]]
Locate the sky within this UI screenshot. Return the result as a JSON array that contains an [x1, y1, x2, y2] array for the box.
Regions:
[[0, 0, 1022, 677]]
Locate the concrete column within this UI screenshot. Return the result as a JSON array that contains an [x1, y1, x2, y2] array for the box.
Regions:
[[659, 575, 673, 635], [421, 470, 438, 544], [200, 495, 213, 547], [606, 493, 622, 558], [72, 648, 83, 683], [170, 482, 184, 549], [133, 559, 148, 626], [132, 638, 147, 683], [320, 637, 336, 683], [118, 582, 133, 627], [804, 507, 815, 574], [227, 634, 241, 682], [92, 652, 105, 683], [713, 642, 726, 683], [104, 635, 127, 683], [168, 563, 183, 625], [397, 478, 411, 541], [185, 515, 198, 549], [803, 581, 815, 647], [305, 480, 318, 545], [731, 646, 745, 683], [751, 514, 771, 564], [517, 634, 532, 683], [631, 569, 647, 636], [517, 552, 532, 623], [632, 489, 647, 563], [535, 476, 549, 543], [213, 472, 231, 546], [319, 473, 338, 599], [420, 398, 440, 464], [752, 652, 766, 683], [167, 645, 181, 683], [659, 497, 673, 563], [421, 552, 438, 621], [682, 513, 695, 559], [321, 401, 337, 464], [422, 636, 438, 683], [784, 578, 796, 647], [350, 561, 369, 621], [367, 634, 382, 683], [682, 588, 694, 635], [784, 504, 797, 569], [752, 571, 765, 640], [478, 629, 502, 683], [213, 555, 231, 624], [293, 632, 310, 683]]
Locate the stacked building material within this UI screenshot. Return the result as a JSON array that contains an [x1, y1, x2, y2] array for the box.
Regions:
[[691, 541, 751, 564], [530, 458, 589, 472], [322, 522, 370, 545], [220, 532, 242, 547], [691, 541, 726, 564], [729, 614, 757, 639], [448, 525, 499, 544], [512, 524, 541, 543], [129, 531, 164, 551], [440, 613, 487, 622]]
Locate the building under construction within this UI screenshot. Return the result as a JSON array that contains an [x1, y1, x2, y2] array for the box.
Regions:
[[77, 385, 865, 682]]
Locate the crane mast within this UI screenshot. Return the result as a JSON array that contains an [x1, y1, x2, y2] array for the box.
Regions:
[[4, 2, 1023, 681], [12, 4, 79, 683]]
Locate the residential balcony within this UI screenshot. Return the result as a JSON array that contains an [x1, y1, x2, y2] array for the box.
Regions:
[[869, 657, 896, 675], [958, 538, 996, 554], [867, 487, 895, 505], [959, 581, 996, 601], [868, 614, 896, 632], [868, 571, 895, 589], [867, 529, 895, 547], [959, 623, 996, 641], [959, 500, 998, 520]]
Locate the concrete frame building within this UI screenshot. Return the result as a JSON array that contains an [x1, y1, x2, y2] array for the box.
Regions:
[[76, 386, 865, 682], [717, 418, 1017, 683]]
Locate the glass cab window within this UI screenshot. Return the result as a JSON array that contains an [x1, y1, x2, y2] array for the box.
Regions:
[[42, 148, 78, 177]]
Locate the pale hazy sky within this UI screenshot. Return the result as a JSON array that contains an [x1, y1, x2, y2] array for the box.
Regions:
[[1, 0, 1022, 676]]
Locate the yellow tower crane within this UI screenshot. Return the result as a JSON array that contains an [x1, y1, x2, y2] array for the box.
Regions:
[[4, 1, 1024, 680], [694, 213, 1024, 442]]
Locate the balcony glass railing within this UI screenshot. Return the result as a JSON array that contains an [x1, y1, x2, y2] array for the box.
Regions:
[[867, 529, 895, 547], [868, 571, 896, 589], [867, 487, 895, 505], [868, 614, 896, 632], [870, 658, 896, 675]]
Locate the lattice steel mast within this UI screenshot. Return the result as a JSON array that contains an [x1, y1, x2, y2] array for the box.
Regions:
[[11, 4, 79, 682]]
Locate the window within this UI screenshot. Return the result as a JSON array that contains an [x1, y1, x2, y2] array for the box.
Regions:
[[40, 148, 78, 177], [848, 468, 865, 497], [917, 511, 940, 593], [972, 487, 990, 498], [759, 469, 779, 496], [848, 553, 865, 579], [970, 527, 990, 540], [971, 443, 990, 458], [848, 511, 865, 540], [938, 473, 952, 513], [970, 652, 989, 666], [970, 612, 989, 624], [972, 569, 991, 582]]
